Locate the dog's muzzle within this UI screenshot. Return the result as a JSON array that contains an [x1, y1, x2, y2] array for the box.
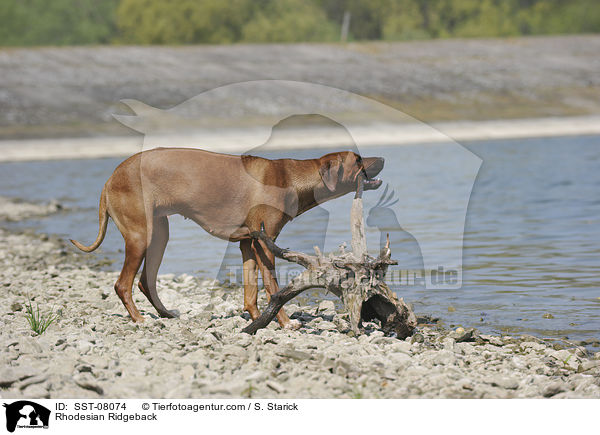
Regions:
[[363, 157, 384, 190]]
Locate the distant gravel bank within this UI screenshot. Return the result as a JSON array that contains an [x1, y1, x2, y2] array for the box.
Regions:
[[1, 200, 599, 399], [1, 35, 600, 140]]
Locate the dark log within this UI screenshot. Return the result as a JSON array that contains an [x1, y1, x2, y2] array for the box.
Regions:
[[242, 279, 322, 335]]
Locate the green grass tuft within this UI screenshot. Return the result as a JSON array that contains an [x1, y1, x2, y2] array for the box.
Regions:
[[24, 297, 60, 335]]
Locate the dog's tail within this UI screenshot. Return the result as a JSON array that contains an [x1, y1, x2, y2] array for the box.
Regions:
[[70, 186, 109, 253]]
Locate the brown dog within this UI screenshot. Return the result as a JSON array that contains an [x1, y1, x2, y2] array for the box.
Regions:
[[71, 148, 384, 326]]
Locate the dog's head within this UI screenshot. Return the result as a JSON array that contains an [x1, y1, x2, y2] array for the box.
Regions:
[[318, 151, 384, 195]]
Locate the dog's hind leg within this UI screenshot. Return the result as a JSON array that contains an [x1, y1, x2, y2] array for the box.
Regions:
[[114, 234, 146, 322], [138, 216, 178, 318], [240, 239, 260, 320]]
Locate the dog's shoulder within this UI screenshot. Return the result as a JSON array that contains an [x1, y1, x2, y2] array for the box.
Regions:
[[241, 154, 291, 188]]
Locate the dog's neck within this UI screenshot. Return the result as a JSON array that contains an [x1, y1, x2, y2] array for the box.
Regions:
[[291, 159, 350, 217]]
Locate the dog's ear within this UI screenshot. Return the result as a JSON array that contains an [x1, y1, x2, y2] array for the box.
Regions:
[[319, 159, 342, 191]]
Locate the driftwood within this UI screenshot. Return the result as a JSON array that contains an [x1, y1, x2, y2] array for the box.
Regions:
[[242, 177, 417, 339]]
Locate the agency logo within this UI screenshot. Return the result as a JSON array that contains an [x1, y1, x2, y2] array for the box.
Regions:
[[2, 401, 50, 433], [114, 80, 481, 291]]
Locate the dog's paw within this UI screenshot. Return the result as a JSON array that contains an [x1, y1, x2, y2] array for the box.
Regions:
[[283, 319, 302, 330]]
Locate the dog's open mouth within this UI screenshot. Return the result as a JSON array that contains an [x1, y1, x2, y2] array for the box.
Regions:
[[362, 157, 384, 190], [364, 177, 383, 190]]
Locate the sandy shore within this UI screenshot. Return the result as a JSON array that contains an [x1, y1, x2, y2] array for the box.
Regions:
[[1, 115, 600, 163], [1, 198, 599, 399]]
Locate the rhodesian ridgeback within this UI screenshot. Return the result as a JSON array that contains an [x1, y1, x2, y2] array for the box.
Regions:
[[71, 148, 384, 327]]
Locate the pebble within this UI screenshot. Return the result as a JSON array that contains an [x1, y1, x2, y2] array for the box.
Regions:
[[266, 380, 287, 394], [520, 341, 546, 352], [480, 334, 503, 346], [180, 365, 195, 380], [389, 341, 412, 355], [276, 347, 312, 361], [317, 300, 336, 314], [21, 384, 49, 399], [411, 333, 424, 344], [542, 382, 565, 398], [490, 376, 519, 390], [0, 367, 29, 388]]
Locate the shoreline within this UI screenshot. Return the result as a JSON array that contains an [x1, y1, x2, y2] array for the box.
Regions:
[[1, 200, 599, 399], [1, 115, 600, 163]]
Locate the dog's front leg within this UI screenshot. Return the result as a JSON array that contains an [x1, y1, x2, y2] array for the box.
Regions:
[[240, 239, 261, 320], [253, 239, 301, 330]]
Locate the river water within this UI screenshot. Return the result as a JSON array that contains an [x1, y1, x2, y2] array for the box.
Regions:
[[1, 134, 599, 345]]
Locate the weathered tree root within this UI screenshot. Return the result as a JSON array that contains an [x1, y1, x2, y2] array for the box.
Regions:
[[242, 178, 417, 339]]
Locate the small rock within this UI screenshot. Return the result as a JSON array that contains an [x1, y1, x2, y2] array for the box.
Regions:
[[244, 371, 267, 383], [389, 340, 412, 354], [21, 383, 49, 399], [333, 317, 350, 332], [390, 352, 412, 368], [206, 380, 246, 395], [76, 364, 93, 374], [266, 380, 286, 394], [450, 327, 476, 342], [74, 374, 104, 396], [543, 382, 565, 398], [77, 340, 92, 355], [165, 385, 192, 399], [222, 345, 246, 359], [180, 365, 195, 380], [10, 302, 22, 312], [579, 360, 600, 372], [442, 337, 455, 351], [459, 379, 474, 390], [234, 334, 253, 348], [316, 321, 337, 331], [277, 348, 312, 361], [434, 350, 456, 365], [19, 338, 43, 354], [480, 334, 503, 346], [411, 333, 424, 344], [455, 342, 476, 356], [520, 341, 546, 352], [573, 346, 588, 359], [317, 300, 336, 314], [370, 336, 396, 345], [491, 376, 519, 390], [0, 367, 29, 388], [549, 349, 580, 369]]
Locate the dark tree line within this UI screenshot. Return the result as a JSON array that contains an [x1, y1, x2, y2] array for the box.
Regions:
[[1, 0, 598, 46]]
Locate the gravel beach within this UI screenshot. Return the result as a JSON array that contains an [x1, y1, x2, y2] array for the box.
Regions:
[[1, 199, 599, 399]]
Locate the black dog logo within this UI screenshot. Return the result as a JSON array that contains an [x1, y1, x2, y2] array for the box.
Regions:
[[3, 401, 50, 432]]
